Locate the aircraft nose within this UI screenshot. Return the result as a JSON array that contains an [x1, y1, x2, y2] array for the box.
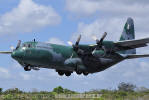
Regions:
[[11, 50, 23, 60]]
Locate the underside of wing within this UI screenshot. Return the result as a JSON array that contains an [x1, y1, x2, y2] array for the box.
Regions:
[[0, 51, 12, 54], [114, 38, 149, 51], [125, 54, 149, 59]]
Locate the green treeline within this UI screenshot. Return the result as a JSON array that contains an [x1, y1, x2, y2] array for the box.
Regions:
[[0, 82, 149, 100]]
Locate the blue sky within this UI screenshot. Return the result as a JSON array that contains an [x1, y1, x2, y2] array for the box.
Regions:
[[0, 0, 149, 92]]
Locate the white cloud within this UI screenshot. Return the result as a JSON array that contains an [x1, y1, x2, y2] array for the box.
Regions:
[[71, 18, 124, 42], [71, 18, 149, 45], [138, 61, 149, 72], [0, 0, 61, 35], [66, 0, 149, 43], [66, 0, 149, 42], [12, 61, 22, 69], [47, 37, 65, 45], [65, 0, 99, 16], [65, 0, 149, 17], [0, 67, 10, 78], [20, 73, 31, 80]]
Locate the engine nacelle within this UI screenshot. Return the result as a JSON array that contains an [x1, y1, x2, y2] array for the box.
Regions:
[[64, 58, 82, 66], [92, 49, 106, 57]]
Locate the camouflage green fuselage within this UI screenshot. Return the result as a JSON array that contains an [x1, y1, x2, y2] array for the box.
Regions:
[[11, 41, 124, 73]]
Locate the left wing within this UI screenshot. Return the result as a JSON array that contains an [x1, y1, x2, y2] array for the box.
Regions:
[[77, 37, 149, 52], [114, 37, 149, 51]]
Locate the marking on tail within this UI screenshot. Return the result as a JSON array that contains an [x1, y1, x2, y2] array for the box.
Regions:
[[119, 17, 136, 54]]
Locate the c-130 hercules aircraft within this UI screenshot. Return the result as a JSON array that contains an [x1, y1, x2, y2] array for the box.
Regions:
[[1, 17, 149, 76]]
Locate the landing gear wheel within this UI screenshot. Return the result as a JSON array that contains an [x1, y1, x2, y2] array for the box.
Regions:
[[65, 72, 71, 76], [83, 72, 88, 76], [24, 66, 31, 71], [58, 71, 64, 76], [76, 71, 82, 75]]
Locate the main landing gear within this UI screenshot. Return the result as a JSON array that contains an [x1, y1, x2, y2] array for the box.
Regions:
[[56, 70, 72, 76], [76, 71, 89, 76], [56, 70, 89, 76]]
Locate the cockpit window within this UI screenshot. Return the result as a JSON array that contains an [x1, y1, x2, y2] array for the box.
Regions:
[[22, 44, 32, 48]]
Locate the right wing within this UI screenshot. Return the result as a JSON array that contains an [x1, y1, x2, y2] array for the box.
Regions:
[[0, 51, 12, 54]]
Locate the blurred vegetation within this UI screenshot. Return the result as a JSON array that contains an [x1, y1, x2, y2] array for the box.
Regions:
[[0, 82, 149, 100]]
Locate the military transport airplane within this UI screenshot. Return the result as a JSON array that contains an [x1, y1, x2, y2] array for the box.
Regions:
[[0, 17, 149, 76]]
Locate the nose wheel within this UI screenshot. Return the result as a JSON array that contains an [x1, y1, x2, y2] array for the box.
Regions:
[[24, 65, 31, 71]]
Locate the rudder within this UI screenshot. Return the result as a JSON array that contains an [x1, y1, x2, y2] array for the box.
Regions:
[[119, 17, 136, 54]]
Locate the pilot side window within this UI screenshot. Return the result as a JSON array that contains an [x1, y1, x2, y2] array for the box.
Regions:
[[28, 44, 31, 48]]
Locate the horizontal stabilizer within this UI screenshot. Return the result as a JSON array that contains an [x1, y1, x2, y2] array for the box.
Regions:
[[125, 54, 149, 59], [0, 51, 12, 54]]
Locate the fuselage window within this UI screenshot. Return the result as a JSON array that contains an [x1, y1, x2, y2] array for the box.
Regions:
[[28, 44, 31, 48]]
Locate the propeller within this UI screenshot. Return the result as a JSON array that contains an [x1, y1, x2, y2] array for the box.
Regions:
[[68, 35, 83, 55], [75, 34, 81, 46], [16, 40, 21, 50], [73, 34, 81, 52], [92, 32, 107, 57], [92, 32, 107, 47], [0, 40, 22, 54], [68, 35, 81, 51]]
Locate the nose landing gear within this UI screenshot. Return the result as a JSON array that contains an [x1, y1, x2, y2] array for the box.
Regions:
[[24, 65, 31, 71]]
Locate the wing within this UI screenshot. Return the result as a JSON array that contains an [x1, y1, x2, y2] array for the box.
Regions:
[[114, 37, 149, 51], [0, 51, 12, 54], [125, 54, 149, 59], [77, 38, 149, 52]]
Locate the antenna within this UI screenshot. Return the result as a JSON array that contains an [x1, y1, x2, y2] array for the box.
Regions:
[[33, 33, 36, 42]]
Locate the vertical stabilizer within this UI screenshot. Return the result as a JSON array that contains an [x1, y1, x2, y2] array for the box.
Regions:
[[119, 17, 136, 54]]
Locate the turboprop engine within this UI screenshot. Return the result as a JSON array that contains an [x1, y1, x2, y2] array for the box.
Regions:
[[92, 49, 106, 57]]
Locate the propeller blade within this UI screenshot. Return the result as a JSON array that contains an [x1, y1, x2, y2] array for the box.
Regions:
[[68, 34, 82, 54], [16, 40, 21, 49], [67, 41, 73, 46], [75, 34, 81, 46], [96, 32, 107, 45], [100, 32, 107, 42], [0, 51, 12, 54]]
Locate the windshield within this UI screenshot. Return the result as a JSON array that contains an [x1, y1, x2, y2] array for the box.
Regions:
[[22, 43, 32, 48]]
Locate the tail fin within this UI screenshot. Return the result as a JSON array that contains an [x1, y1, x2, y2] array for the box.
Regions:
[[119, 17, 136, 54]]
